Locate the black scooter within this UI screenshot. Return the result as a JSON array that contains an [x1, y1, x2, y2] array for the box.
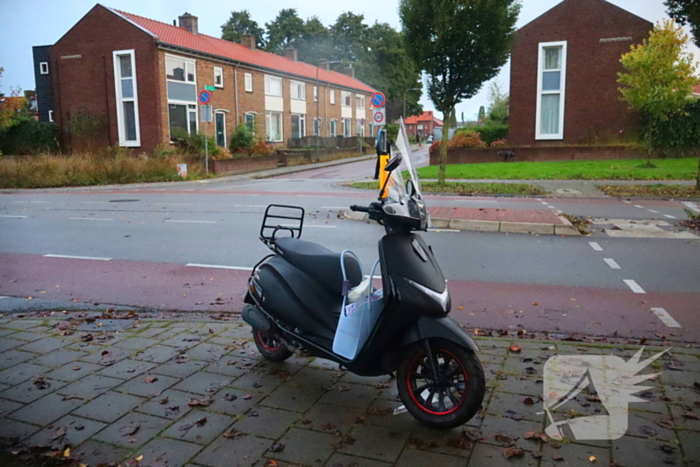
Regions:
[[242, 133, 485, 428]]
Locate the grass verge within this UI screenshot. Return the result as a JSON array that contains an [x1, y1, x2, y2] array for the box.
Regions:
[[349, 181, 547, 196], [415, 158, 698, 180], [0, 154, 206, 189], [596, 184, 700, 198]]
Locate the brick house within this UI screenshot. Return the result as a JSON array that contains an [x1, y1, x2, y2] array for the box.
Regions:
[[404, 111, 443, 139], [509, 0, 652, 146], [34, 4, 377, 153]]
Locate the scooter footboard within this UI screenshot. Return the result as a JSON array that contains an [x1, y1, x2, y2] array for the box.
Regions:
[[398, 316, 479, 352]]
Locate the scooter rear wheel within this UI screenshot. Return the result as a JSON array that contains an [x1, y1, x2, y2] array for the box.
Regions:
[[397, 338, 485, 429], [252, 329, 293, 362]]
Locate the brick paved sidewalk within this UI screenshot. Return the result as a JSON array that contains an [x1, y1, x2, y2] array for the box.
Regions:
[[0, 313, 698, 467]]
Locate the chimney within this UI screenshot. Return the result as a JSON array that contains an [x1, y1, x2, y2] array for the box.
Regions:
[[241, 34, 256, 50], [319, 59, 330, 71], [178, 13, 198, 35], [283, 47, 298, 62], [341, 65, 355, 79]]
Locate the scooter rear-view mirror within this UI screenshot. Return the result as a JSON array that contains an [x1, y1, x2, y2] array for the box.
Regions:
[[384, 154, 402, 173]]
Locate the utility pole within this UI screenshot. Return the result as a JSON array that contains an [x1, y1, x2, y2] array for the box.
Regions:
[[403, 87, 421, 119]]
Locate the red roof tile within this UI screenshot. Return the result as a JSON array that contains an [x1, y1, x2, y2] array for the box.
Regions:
[[695, 83, 700, 95], [405, 111, 443, 126], [111, 8, 376, 95]]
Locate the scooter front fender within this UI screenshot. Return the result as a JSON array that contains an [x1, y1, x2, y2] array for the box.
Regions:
[[398, 316, 479, 353]]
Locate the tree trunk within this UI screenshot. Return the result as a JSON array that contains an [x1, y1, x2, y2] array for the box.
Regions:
[[438, 107, 453, 185], [696, 156, 699, 191]]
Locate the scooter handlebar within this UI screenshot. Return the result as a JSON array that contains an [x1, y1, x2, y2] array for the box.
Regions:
[[349, 205, 371, 213]]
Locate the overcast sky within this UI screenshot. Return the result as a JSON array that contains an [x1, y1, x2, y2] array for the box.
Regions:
[[0, 0, 689, 121]]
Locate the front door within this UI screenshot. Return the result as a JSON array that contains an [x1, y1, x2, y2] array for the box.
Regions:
[[215, 112, 226, 147]]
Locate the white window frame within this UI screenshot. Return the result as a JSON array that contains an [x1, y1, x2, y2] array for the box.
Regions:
[[215, 110, 227, 147], [330, 119, 337, 137], [356, 95, 365, 110], [342, 118, 352, 137], [244, 72, 253, 92], [214, 66, 223, 88], [291, 113, 306, 138], [167, 102, 199, 141], [330, 90, 335, 105], [313, 86, 318, 102], [342, 91, 352, 107], [245, 111, 257, 132], [266, 111, 283, 142], [290, 80, 306, 101], [313, 117, 322, 136], [48, 110, 54, 122], [113, 49, 141, 147], [265, 75, 283, 97], [165, 53, 196, 84], [535, 41, 567, 141], [39, 62, 49, 75]]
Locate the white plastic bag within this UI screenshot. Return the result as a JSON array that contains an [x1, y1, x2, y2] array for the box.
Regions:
[[333, 257, 384, 360]]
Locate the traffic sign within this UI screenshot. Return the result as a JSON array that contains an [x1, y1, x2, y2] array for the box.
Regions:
[[371, 92, 386, 108], [373, 108, 386, 126], [201, 105, 213, 123], [204, 85, 216, 91], [199, 90, 212, 104]]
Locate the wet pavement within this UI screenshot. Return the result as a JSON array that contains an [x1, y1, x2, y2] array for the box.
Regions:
[[0, 313, 698, 467]]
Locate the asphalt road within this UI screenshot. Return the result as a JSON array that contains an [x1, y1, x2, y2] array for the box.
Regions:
[[1, 151, 698, 343]]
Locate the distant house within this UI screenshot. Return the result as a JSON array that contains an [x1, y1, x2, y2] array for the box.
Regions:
[[508, 0, 653, 146], [33, 4, 377, 153], [404, 111, 443, 139]]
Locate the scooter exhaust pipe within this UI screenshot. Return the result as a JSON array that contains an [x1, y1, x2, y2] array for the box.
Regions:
[[242, 304, 271, 332]]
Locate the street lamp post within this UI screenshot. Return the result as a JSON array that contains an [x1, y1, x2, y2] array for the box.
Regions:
[[316, 60, 342, 159], [403, 87, 422, 121]]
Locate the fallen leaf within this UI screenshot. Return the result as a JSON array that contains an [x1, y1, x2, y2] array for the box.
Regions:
[[243, 394, 253, 400], [524, 431, 548, 442], [509, 345, 521, 354], [266, 461, 278, 467], [552, 454, 564, 461], [224, 393, 237, 402], [81, 334, 93, 342], [523, 397, 535, 406], [119, 422, 141, 437], [195, 416, 207, 426], [269, 442, 285, 453], [503, 447, 525, 459], [223, 429, 242, 439], [188, 397, 213, 407], [495, 434, 516, 446], [589, 455, 597, 463], [532, 302, 538, 306], [145, 375, 158, 383], [136, 454, 144, 461], [51, 426, 67, 441], [159, 397, 169, 405], [684, 412, 699, 420], [660, 444, 675, 453], [63, 447, 71, 457], [656, 420, 674, 430]]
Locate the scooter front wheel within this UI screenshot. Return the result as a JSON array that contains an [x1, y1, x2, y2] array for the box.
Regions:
[[397, 338, 485, 429], [252, 329, 293, 362]]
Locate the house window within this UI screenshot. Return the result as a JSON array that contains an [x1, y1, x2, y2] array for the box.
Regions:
[[113, 49, 140, 147], [536, 41, 567, 140], [265, 75, 282, 97], [266, 111, 283, 142], [342, 92, 352, 107], [290, 80, 306, 100], [245, 112, 257, 132], [356, 120, 364, 137], [313, 118, 321, 136], [313, 86, 318, 102], [291, 114, 306, 138], [169, 103, 198, 139], [166, 56, 196, 83], [330, 119, 337, 137], [356, 95, 365, 109], [39, 62, 49, 75], [48, 110, 54, 122], [330, 90, 335, 105], [214, 67, 223, 88], [343, 118, 352, 137], [244, 73, 253, 92]]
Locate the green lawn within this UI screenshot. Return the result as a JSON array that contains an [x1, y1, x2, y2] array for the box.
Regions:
[[415, 158, 699, 180], [348, 181, 547, 196]]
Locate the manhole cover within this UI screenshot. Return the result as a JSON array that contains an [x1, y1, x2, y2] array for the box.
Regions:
[[76, 319, 135, 332], [109, 199, 140, 203]]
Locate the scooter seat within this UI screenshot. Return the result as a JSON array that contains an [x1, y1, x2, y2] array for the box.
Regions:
[[275, 237, 362, 296]]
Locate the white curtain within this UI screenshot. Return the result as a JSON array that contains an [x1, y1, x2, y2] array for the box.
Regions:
[[540, 94, 560, 135]]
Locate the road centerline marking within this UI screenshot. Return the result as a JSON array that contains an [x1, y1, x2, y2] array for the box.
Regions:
[[634, 205, 644, 209], [604, 258, 621, 269], [623, 279, 645, 294], [69, 217, 113, 221], [165, 220, 216, 224], [0, 215, 28, 219], [664, 214, 676, 219], [589, 242, 603, 251], [44, 254, 112, 261], [647, 210, 659, 213], [186, 263, 253, 271], [651, 308, 681, 328]]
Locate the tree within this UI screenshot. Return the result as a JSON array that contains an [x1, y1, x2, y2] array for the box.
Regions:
[[221, 10, 266, 48], [665, 0, 700, 47], [266, 8, 306, 52], [330, 12, 369, 63], [399, 0, 520, 184], [477, 106, 485, 124], [618, 19, 698, 179], [486, 81, 509, 124], [297, 17, 334, 64]]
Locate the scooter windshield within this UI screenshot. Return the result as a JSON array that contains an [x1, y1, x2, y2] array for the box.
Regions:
[[385, 121, 424, 205]]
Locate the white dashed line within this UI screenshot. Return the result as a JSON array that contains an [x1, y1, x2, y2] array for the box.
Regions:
[[186, 263, 253, 271], [14, 201, 48, 204], [634, 205, 644, 209], [604, 258, 621, 269], [165, 220, 216, 224], [647, 210, 659, 214], [682, 201, 700, 213], [0, 296, 7, 300], [623, 279, 646, 294], [547, 206, 556, 209], [622, 200, 631, 204], [0, 215, 28, 219], [589, 242, 603, 251], [541, 202, 548, 205], [651, 308, 681, 328], [282, 224, 336, 229], [153, 203, 194, 206], [69, 217, 113, 221], [428, 229, 461, 233], [44, 254, 112, 261], [664, 215, 676, 219]]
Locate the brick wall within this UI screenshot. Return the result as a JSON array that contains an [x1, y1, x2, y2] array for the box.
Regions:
[[509, 0, 652, 146]]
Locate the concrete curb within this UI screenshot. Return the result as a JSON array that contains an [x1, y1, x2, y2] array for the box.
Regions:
[[341, 210, 581, 236]]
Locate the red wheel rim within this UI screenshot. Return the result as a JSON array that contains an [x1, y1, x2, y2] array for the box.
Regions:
[[406, 348, 468, 415], [256, 330, 283, 352]]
